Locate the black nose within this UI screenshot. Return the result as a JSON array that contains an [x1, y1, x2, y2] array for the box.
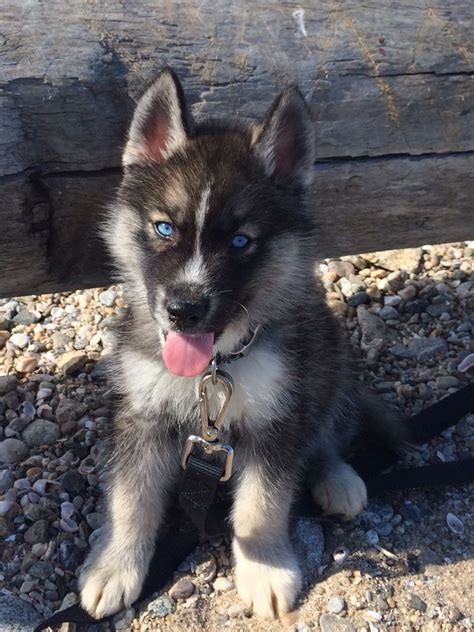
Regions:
[[167, 300, 209, 328]]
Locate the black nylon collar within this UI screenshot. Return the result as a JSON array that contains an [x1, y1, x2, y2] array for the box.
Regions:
[[215, 325, 261, 365]]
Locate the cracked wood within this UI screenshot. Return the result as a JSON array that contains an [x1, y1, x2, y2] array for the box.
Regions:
[[0, 0, 473, 297]]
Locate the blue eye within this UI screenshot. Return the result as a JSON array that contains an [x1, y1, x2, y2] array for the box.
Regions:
[[231, 234, 250, 249], [154, 221, 174, 238]]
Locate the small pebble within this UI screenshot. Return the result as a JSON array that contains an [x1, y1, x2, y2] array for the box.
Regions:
[[85, 512, 104, 530], [364, 610, 383, 623], [23, 420, 60, 447], [50, 306, 64, 319], [0, 499, 14, 517], [168, 577, 195, 600], [398, 285, 417, 300], [193, 551, 217, 583], [99, 290, 117, 307], [36, 388, 52, 400], [24, 520, 49, 544], [333, 547, 349, 564], [56, 351, 88, 375], [366, 529, 380, 546], [10, 332, 30, 349], [213, 577, 234, 593], [183, 594, 201, 609], [375, 521, 393, 537], [59, 541, 82, 571], [22, 400, 36, 421], [112, 608, 135, 630], [435, 375, 460, 390], [31, 542, 48, 557], [147, 595, 176, 618], [60, 517, 79, 533], [20, 580, 35, 594], [446, 512, 464, 535], [59, 592, 78, 610], [15, 353, 40, 373], [60, 502, 76, 520], [408, 593, 427, 612], [458, 353, 474, 372], [32, 479, 56, 496], [384, 295, 402, 307], [379, 306, 399, 320], [0, 375, 18, 395], [60, 470, 86, 494], [320, 613, 356, 632], [0, 470, 16, 493], [228, 604, 245, 618], [0, 438, 28, 464], [29, 560, 54, 580], [347, 291, 370, 307], [328, 596, 346, 614]]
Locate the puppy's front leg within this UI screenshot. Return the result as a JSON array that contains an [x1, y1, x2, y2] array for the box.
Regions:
[[232, 461, 301, 619], [80, 430, 174, 619]]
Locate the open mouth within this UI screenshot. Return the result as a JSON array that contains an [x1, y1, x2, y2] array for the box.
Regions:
[[162, 330, 215, 377]]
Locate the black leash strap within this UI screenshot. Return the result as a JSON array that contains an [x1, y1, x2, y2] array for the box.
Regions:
[[34, 384, 473, 631], [367, 458, 474, 496], [352, 383, 474, 481], [178, 454, 225, 538], [33, 606, 100, 629], [409, 382, 474, 444]]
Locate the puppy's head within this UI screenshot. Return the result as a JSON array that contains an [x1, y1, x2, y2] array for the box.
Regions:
[[106, 68, 315, 376]]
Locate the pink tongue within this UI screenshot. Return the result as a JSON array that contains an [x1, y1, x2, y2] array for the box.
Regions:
[[162, 332, 214, 377]]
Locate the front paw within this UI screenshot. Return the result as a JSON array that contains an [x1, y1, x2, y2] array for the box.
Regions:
[[79, 550, 145, 619], [233, 538, 302, 619]]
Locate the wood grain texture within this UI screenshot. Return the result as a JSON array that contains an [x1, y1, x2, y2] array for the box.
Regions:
[[1, 0, 473, 297]]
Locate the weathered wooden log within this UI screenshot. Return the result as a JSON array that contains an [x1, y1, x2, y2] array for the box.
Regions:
[[1, 0, 473, 297]]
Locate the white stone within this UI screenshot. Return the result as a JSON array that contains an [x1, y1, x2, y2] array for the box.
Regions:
[[89, 332, 102, 346], [212, 577, 234, 593], [9, 333, 30, 349], [50, 307, 64, 319], [364, 610, 383, 623]]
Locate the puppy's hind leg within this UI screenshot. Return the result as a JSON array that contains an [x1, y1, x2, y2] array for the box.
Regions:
[[310, 460, 367, 521], [80, 427, 175, 619], [309, 389, 409, 521]]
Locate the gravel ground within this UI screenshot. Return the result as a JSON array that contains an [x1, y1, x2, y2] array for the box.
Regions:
[[0, 242, 473, 631]]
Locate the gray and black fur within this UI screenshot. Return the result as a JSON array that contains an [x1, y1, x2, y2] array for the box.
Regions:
[[79, 69, 407, 620]]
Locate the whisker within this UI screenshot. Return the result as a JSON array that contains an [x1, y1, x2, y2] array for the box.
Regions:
[[209, 292, 251, 323], [238, 303, 250, 321], [208, 289, 234, 297]]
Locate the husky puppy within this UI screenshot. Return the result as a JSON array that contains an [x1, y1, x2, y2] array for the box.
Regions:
[[79, 68, 404, 620]]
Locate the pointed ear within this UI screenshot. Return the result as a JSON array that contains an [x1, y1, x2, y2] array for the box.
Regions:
[[123, 68, 193, 166], [251, 86, 315, 187]]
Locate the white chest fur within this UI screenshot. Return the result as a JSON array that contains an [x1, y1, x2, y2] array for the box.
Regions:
[[119, 343, 291, 430]]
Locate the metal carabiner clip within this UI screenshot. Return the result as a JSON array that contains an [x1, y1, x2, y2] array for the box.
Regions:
[[180, 435, 234, 482], [199, 369, 234, 442]]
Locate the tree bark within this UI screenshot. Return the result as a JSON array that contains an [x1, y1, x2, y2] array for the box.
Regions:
[[1, 0, 473, 297]]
